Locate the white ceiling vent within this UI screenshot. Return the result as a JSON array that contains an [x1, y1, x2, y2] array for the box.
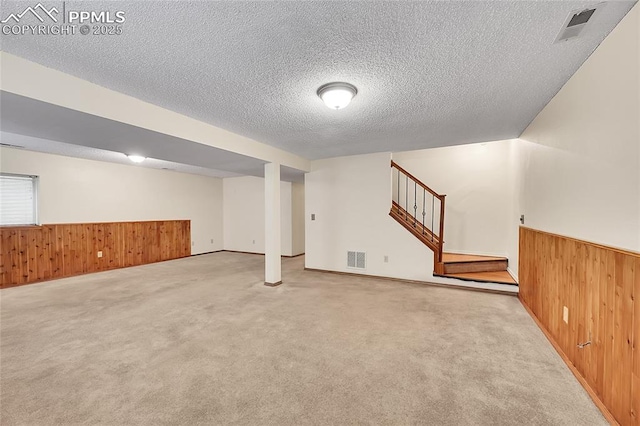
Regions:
[[554, 4, 602, 43], [347, 251, 366, 269]]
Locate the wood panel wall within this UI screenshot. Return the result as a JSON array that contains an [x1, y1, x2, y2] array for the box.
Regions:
[[519, 227, 639, 425], [0, 220, 191, 288]]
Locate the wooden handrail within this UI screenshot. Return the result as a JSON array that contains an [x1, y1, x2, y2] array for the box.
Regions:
[[390, 160, 446, 264], [390, 161, 444, 200]]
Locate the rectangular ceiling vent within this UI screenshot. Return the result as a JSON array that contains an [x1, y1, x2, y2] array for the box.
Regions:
[[554, 5, 602, 43], [347, 251, 366, 269]]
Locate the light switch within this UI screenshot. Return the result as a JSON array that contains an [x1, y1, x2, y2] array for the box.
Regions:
[[311, 214, 316, 221]]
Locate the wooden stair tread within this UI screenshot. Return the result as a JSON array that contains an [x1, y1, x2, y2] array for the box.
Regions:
[[441, 252, 508, 274], [442, 253, 507, 263], [437, 270, 517, 285]]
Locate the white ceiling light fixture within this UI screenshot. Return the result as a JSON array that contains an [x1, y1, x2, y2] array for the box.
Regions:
[[317, 82, 357, 110], [127, 154, 146, 163]]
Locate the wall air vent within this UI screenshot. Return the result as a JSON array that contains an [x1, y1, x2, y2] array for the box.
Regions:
[[554, 4, 602, 43], [347, 251, 366, 269]]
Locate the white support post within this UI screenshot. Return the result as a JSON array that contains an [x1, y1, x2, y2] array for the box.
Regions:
[[264, 162, 282, 286]]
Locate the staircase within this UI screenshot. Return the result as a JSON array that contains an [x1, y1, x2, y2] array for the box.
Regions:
[[389, 161, 517, 286]]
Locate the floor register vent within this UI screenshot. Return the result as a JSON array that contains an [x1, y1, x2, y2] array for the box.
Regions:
[[347, 251, 366, 269]]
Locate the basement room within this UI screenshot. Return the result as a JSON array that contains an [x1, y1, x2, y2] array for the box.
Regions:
[[0, 1, 638, 424]]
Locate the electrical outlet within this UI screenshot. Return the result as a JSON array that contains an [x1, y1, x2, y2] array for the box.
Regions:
[[311, 214, 316, 221], [563, 306, 569, 324], [210, 239, 214, 244], [252, 240, 255, 244], [384, 255, 389, 263], [97, 251, 103, 258], [192, 241, 195, 246]]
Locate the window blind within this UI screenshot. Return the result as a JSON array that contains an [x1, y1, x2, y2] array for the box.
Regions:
[[0, 174, 37, 225]]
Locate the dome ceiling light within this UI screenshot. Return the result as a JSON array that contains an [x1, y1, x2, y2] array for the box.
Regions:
[[317, 82, 357, 110], [127, 154, 146, 163]]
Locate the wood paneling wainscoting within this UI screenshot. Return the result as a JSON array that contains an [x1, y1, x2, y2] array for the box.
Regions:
[[519, 227, 639, 425], [0, 220, 191, 288]]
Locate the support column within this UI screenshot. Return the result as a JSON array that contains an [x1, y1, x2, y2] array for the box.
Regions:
[[264, 162, 282, 286]]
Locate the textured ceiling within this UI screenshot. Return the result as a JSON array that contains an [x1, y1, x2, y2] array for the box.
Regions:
[[0, 0, 636, 160], [0, 92, 305, 182]]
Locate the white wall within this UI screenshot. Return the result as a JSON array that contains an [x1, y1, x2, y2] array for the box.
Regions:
[[222, 176, 305, 256], [519, 4, 639, 252], [306, 152, 443, 282], [282, 184, 293, 257], [505, 140, 524, 278], [291, 182, 306, 256], [305, 148, 521, 287], [0, 147, 223, 255], [393, 140, 516, 259]]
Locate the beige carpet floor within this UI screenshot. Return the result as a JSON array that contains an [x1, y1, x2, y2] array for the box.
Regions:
[[1, 252, 604, 425]]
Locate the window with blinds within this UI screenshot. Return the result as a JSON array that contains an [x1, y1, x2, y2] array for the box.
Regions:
[[0, 174, 38, 226]]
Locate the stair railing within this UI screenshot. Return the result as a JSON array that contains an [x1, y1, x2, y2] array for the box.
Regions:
[[390, 161, 446, 263]]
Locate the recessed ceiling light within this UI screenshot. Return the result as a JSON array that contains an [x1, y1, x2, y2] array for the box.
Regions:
[[127, 154, 146, 163], [317, 82, 357, 110]]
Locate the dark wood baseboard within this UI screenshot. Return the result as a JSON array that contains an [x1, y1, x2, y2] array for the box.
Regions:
[[518, 296, 618, 425], [284, 253, 306, 258], [190, 250, 224, 256], [304, 267, 518, 296], [222, 250, 305, 258], [222, 249, 264, 256]]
